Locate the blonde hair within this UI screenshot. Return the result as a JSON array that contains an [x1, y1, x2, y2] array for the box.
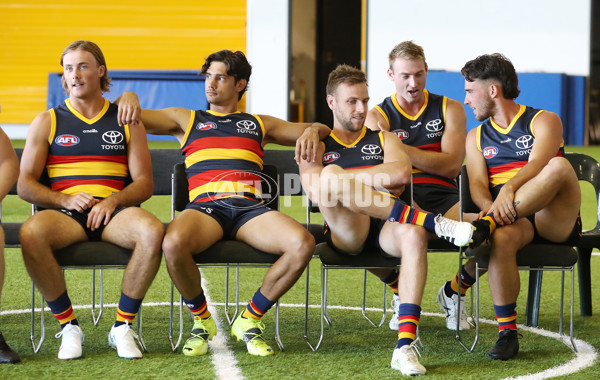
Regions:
[[60, 40, 111, 93], [388, 41, 427, 71]]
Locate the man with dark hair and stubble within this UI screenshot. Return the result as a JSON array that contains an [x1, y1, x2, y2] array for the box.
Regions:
[[451, 53, 582, 360], [116, 49, 330, 357], [300, 64, 482, 375]]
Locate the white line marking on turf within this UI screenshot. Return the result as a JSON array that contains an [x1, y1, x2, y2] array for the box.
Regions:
[[3, 302, 595, 378], [200, 271, 245, 380]]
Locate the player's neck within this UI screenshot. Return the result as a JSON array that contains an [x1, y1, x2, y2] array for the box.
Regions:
[[209, 102, 239, 115], [68, 95, 106, 119], [490, 100, 521, 129], [332, 125, 363, 145], [395, 93, 424, 116]]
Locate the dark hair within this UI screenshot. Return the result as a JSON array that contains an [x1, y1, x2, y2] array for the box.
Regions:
[[60, 40, 111, 93], [461, 53, 520, 99], [201, 50, 252, 100], [326, 64, 367, 96]]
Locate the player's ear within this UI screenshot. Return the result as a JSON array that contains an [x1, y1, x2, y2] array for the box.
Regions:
[[326, 94, 335, 111]]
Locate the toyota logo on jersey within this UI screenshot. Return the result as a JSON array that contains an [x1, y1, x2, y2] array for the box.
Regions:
[[483, 146, 498, 159], [425, 119, 443, 132], [102, 131, 124, 144], [55, 134, 80, 146], [394, 130, 409, 140], [197, 122, 217, 130], [515, 135, 534, 150], [323, 152, 340, 164]]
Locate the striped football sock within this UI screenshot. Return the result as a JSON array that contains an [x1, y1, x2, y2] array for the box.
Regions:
[[241, 288, 275, 320]]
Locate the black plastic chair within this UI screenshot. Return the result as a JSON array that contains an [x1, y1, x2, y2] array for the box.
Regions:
[[168, 161, 285, 352], [28, 148, 181, 353], [564, 152, 600, 316], [459, 166, 578, 351]]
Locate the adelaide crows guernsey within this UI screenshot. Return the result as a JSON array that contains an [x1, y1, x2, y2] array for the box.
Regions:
[[47, 98, 130, 199], [322, 127, 384, 169], [181, 110, 265, 203], [374, 90, 456, 189], [476, 104, 564, 187]]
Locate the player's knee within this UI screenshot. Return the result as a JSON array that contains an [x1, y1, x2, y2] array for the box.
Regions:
[[20, 219, 40, 252], [286, 228, 315, 264], [490, 228, 521, 256], [546, 157, 573, 179], [162, 230, 189, 263]]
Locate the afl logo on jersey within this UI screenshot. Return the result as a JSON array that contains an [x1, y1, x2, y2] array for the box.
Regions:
[[55, 134, 80, 146], [483, 146, 498, 159], [323, 152, 340, 164], [197, 122, 217, 131], [394, 130, 409, 140]]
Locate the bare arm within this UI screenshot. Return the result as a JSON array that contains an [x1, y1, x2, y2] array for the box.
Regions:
[[18, 112, 98, 210], [0, 128, 19, 201], [400, 98, 466, 179], [365, 107, 390, 131], [299, 142, 326, 202], [114, 91, 190, 142], [465, 128, 493, 215], [490, 110, 564, 224], [259, 114, 330, 163]]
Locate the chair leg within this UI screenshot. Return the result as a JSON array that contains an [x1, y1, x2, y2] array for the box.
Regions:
[[455, 252, 477, 352], [360, 269, 388, 327], [136, 306, 147, 352], [569, 267, 578, 352], [303, 262, 324, 351], [168, 281, 183, 352], [274, 300, 284, 351], [30, 283, 45, 353], [525, 270, 543, 327], [576, 247, 593, 316], [91, 269, 104, 326]]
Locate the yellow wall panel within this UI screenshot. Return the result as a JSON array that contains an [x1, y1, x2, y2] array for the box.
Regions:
[[0, 1, 246, 124]]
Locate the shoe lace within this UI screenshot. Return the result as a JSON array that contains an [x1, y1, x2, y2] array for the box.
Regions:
[[406, 341, 422, 359], [242, 320, 266, 343], [116, 323, 139, 341], [189, 320, 209, 341], [435, 215, 457, 237]]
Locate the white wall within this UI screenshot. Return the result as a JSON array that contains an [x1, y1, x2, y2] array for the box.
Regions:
[[246, 0, 290, 119], [366, 0, 591, 106]]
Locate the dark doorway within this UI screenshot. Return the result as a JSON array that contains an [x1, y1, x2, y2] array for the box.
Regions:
[[589, 0, 600, 143], [314, 0, 362, 127]]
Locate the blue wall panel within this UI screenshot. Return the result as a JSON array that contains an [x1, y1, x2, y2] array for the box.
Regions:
[[426, 71, 585, 145], [48, 71, 208, 141]]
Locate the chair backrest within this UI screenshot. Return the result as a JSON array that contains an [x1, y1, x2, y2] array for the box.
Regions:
[[564, 152, 600, 229], [150, 149, 183, 196], [459, 165, 480, 214], [172, 162, 280, 213]]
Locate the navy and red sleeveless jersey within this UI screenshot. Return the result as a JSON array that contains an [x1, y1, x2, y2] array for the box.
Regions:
[[181, 109, 266, 203], [476, 104, 565, 187], [47, 98, 130, 199], [322, 127, 385, 169], [374, 89, 456, 189]]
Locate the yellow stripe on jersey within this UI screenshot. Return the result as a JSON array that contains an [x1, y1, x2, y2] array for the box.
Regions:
[[47, 161, 128, 178], [442, 96, 448, 124], [65, 98, 110, 125], [189, 181, 262, 202], [476, 126, 482, 152], [48, 109, 57, 145], [375, 105, 391, 128], [254, 114, 267, 137], [181, 109, 196, 149], [60, 184, 120, 198], [185, 148, 263, 169], [489, 168, 520, 187]]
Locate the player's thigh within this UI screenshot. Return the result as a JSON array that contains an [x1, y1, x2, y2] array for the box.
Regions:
[[236, 210, 313, 255], [21, 209, 87, 250], [379, 221, 427, 257], [102, 207, 164, 249], [165, 208, 224, 253]]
